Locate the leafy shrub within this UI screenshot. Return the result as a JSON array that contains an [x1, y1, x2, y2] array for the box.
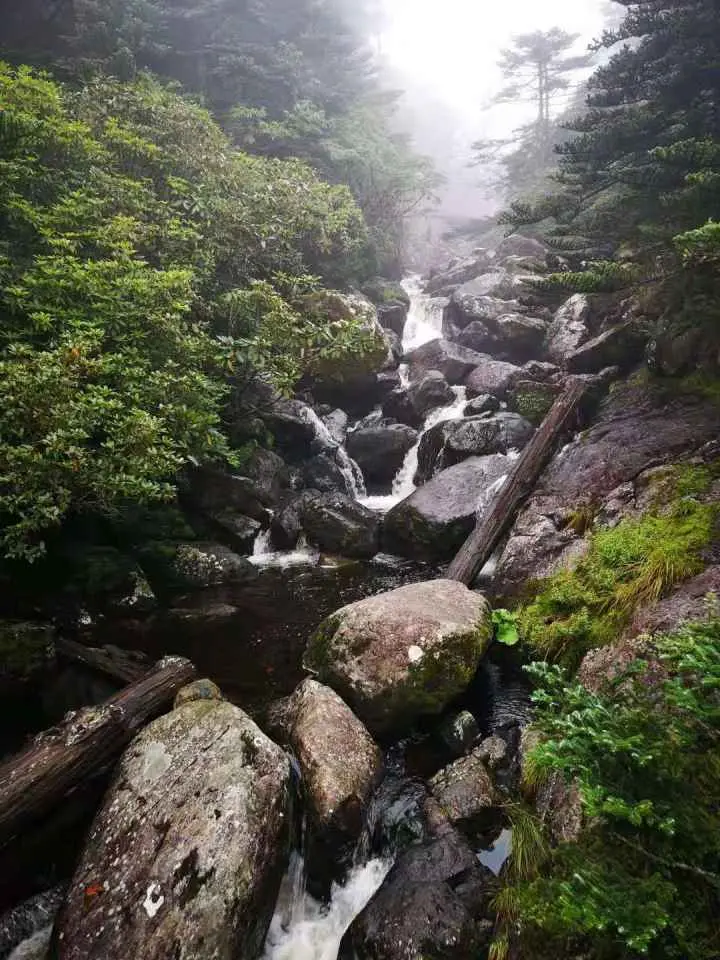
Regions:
[[0, 64, 372, 559], [514, 617, 720, 960]]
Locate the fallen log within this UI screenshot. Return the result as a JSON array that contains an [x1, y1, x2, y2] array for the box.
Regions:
[[446, 378, 587, 586], [56, 636, 150, 685], [0, 655, 196, 847]]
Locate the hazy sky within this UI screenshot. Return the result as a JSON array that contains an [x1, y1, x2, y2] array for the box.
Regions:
[[381, 0, 609, 131]]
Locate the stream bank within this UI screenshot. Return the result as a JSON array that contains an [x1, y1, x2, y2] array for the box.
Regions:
[[2, 234, 718, 959]]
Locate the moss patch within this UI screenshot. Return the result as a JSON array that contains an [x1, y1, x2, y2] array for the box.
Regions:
[[519, 466, 718, 668]]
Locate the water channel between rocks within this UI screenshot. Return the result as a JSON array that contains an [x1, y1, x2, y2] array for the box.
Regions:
[[2, 275, 529, 960]]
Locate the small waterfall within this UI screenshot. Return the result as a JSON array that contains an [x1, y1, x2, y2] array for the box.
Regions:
[[249, 530, 319, 568], [262, 857, 391, 960], [359, 386, 467, 514], [297, 405, 366, 499], [400, 275, 448, 352]]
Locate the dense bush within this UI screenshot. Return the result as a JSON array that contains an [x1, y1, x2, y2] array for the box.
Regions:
[[0, 64, 374, 560], [513, 617, 720, 960]]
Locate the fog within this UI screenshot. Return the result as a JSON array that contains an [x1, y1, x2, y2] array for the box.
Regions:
[[380, 0, 611, 225]]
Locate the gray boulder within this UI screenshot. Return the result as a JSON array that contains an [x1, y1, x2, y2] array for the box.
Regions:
[[347, 423, 418, 488], [566, 320, 647, 374], [425, 250, 495, 297], [545, 293, 592, 364], [443, 294, 522, 337], [465, 359, 524, 399], [464, 394, 500, 417], [377, 301, 408, 338], [343, 797, 497, 960], [429, 749, 500, 839], [415, 413, 534, 483], [302, 453, 357, 496], [188, 467, 275, 523], [55, 699, 292, 960], [383, 329, 404, 368], [383, 455, 511, 562], [453, 270, 531, 302], [407, 339, 486, 385], [301, 492, 380, 558], [495, 233, 547, 261], [268, 679, 381, 845], [305, 580, 493, 735], [143, 542, 257, 596], [382, 372, 455, 428], [321, 408, 349, 446]]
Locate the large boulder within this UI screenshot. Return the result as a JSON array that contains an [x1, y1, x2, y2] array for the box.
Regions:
[[187, 467, 275, 523], [407, 339, 486, 385], [303, 291, 391, 411], [55, 697, 292, 960], [416, 413, 534, 483], [262, 398, 329, 462], [452, 271, 531, 303], [382, 372, 456, 428], [377, 302, 408, 338], [465, 359, 524, 399], [425, 250, 495, 297], [443, 294, 522, 337], [343, 797, 498, 960], [301, 492, 380, 558], [506, 379, 561, 425], [544, 293, 592, 364], [495, 233, 547, 262], [267, 679, 382, 847], [494, 379, 720, 597], [566, 320, 647, 374], [451, 310, 546, 364], [361, 278, 410, 309], [302, 452, 357, 496], [429, 749, 501, 840], [305, 580, 493, 735], [383, 455, 511, 562], [347, 423, 418, 488]]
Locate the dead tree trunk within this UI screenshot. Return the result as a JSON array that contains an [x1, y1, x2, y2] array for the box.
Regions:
[[56, 637, 151, 685], [446, 378, 587, 586], [0, 656, 196, 847]]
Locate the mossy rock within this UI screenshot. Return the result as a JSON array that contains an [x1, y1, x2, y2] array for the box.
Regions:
[[507, 380, 560, 426], [302, 290, 389, 385], [361, 277, 410, 307], [305, 580, 493, 736]]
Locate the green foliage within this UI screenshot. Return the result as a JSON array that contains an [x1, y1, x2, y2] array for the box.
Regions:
[[516, 617, 720, 959], [519, 467, 716, 665], [500, 0, 720, 361], [0, 64, 372, 559], [492, 608, 521, 647]]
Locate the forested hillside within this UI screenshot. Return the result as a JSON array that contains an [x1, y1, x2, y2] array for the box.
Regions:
[[0, 3, 718, 960]]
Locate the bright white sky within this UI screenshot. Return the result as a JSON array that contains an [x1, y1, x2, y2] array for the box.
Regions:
[[381, 0, 608, 130]]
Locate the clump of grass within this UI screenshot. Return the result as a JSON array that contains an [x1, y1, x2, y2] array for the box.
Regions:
[[519, 466, 717, 667]]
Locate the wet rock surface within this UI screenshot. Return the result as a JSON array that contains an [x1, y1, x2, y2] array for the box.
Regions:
[[347, 423, 419, 488], [407, 339, 486, 385], [429, 749, 501, 839], [383, 455, 511, 562], [416, 413, 533, 483], [494, 380, 720, 597], [268, 679, 382, 846], [382, 372, 456, 428], [343, 797, 498, 960], [465, 358, 524, 399], [544, 293, 592, 364], [305, 580, 492, 736], [55, 699, 292, 960]]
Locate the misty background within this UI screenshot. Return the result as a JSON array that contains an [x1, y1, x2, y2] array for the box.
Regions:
[[378, 0, 615, 249]]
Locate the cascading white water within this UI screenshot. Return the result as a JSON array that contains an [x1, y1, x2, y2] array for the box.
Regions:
[[262, 856, 392, 960], [297, 405, 366, 499], [249, 530, 320, 568], [359, 385, 467, 514], [400, 275, 448, 352]]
